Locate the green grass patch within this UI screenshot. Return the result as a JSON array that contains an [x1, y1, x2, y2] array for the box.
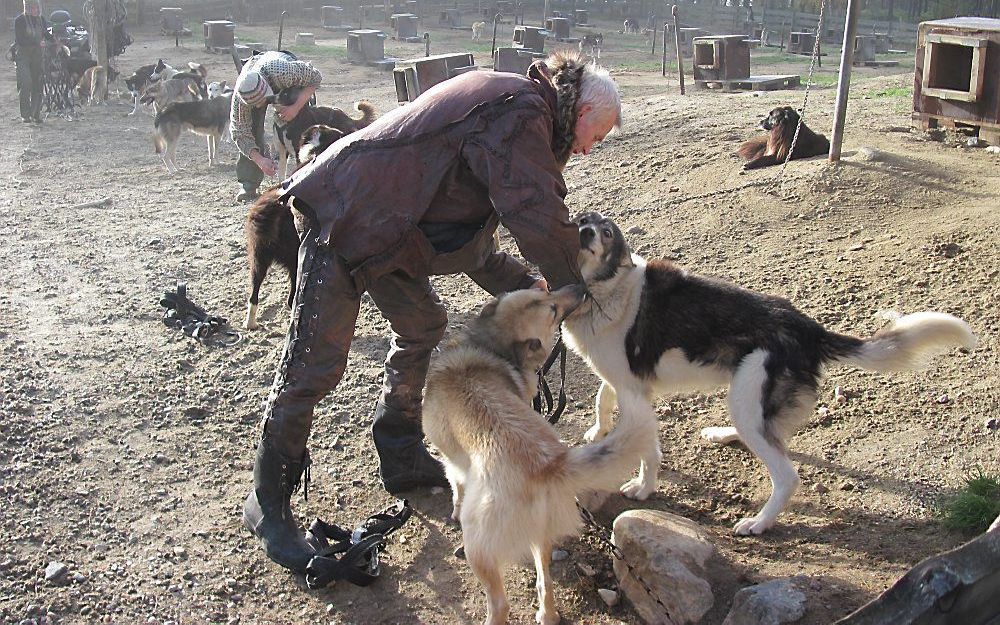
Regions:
[[939, 470, 1000, 534], [872, 85, 912, 99]]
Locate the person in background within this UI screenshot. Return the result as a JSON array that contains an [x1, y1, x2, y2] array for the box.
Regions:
[[230, 50, 322, 203], [14, 0, 51, 124]]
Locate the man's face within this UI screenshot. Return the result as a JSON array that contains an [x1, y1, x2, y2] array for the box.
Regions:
[[572, 103, 616, 157], [25, 3, 40, 16]]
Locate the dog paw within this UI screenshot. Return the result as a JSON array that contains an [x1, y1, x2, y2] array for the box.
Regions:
[[733, 515, 773, 536], [243, 319, 259, 331], [535, 608, 560, 625], [620, 477, 654, 500], [583, 424, 609, 443], [700, 426, 740, 446]]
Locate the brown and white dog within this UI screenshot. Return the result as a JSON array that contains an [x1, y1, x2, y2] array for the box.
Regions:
[[737, 106, 830, 170], [563, 212, 976, 535], [243, 125, 346, 330], [268, 89, 377, 179], [75, 65, 112, 104], [423, 285, 654, 625], [140, 76, 201, 113]]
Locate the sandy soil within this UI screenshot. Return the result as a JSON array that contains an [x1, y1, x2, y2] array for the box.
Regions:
[[1, 15, 998, 625]]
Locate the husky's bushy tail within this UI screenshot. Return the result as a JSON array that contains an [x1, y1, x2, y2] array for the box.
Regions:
[[825, 312, 976, 372]]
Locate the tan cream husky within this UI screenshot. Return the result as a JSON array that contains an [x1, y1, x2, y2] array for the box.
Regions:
[[423, 285, 656, 625]]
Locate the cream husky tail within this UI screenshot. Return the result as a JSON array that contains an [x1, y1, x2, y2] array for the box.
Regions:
[[827, 312, 976, 372], [562, 410, 656, 494]]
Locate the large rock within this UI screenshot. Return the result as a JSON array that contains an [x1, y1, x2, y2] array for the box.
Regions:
[[612, 510, 716, 625], [722, 577, 808, 625]]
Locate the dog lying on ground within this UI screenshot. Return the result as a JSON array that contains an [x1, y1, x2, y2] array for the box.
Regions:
[[562, 211, 977, 535], [152, 81, 232, 172], [738, 106, 830, 170], [269, 88, 377, 179], [578, 33, 603, 59], [244, 124, 346, 330], [472, 20, 486, 40], [423, 285, 654, 625]]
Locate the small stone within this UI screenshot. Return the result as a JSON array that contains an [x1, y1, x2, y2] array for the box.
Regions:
[[816, 406, 830, 418], [627, 226, 647, 235], [173, 546, 187, 558], [812, 483, 829, 494], [833, 386, 847, 404], [44, 561, 68, 584], [985, 417, 999, 432], [551, 549, 569, 562], [453, 545, 466, 559], [71, 572, 87, 583], [722, 577, 807, 625], [669, 186, 680, 192], [598, 588, 620, 607], [838, 480, 855, 491], [986, 145, 1000, 154], [577, 562, 597, 577], [326, 604, 334, 614], [848, 243, 864, 252], [967, 137, 984, 148], [430, 486, 444, 495], [397, 534, 407, 544], [936, 393, 950, 404], [148, 238, 162, 245], [153, 453, 172, 465]]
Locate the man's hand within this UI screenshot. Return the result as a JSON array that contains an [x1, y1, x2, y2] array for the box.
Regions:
[[251, 150, 278, 177], [531, 278, 549, 291]]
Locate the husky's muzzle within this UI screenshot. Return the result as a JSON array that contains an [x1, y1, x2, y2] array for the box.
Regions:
[[553, 283, 587, 320]]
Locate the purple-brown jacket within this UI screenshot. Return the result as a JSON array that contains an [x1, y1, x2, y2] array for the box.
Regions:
[[280, 64, 583, 295]]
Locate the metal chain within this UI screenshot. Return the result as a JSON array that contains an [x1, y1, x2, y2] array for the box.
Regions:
[[777, 0, 828, 178], [656, 0, 828, 210], [576, 501, 676, 623]]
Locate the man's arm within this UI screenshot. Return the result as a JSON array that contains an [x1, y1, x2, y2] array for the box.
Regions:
[[462, 109, 582, 289], [466, 244, 540, 296]]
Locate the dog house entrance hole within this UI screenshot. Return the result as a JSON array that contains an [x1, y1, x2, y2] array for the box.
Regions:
[[928, 43, 974, 91], [922, 34, 987, 102], [694, 42, 716, 67]]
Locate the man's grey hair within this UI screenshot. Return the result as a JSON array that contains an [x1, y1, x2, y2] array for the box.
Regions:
[[579, 63, 622, 129]]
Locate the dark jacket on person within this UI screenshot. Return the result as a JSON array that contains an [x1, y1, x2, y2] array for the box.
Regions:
[[14, 13, 50, 49], [281, 54, 587, 295]]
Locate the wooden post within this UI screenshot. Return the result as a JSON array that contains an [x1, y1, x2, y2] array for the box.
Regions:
[[650, 23, 656, 55], [829, 0, 861, 162], [543, 0, 550, 26], [672, 5, 684, 95], [661, 20, 668, 76], [92, 0, 110, 73]]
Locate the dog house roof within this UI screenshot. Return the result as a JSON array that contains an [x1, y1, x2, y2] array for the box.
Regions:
[[922, 16, 1000, 32]]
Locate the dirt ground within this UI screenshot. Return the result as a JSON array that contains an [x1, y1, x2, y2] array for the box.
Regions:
[[2, 15, 998, 625]]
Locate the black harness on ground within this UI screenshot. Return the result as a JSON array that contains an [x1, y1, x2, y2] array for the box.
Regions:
[[160, 281, 240, 345], [533, 336, 568, 424], [304, 499, 413, 589]]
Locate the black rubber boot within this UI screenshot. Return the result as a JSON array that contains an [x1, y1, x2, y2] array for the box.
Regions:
[[372, 402, 449, 494], [242, 438, 316, 573]]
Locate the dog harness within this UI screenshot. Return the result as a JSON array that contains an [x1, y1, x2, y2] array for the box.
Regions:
[[304, 499, 413, 589]]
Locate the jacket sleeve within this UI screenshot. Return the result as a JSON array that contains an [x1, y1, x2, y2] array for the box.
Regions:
[[14, 16, 30, 47], [230, 94, 258, 157], [466, 240, 541, 296], [461, 109, 582, 289]]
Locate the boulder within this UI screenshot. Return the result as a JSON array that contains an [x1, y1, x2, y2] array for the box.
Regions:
[[612, 510, 716, 624], [722, 577, 808, 625]]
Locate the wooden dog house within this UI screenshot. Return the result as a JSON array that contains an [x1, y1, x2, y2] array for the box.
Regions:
[[203, 20, 234, 52], [321, 6, 349, 30], [544, 16, 571, 40], [693, 35, 750, 81], [347, 29, 394, 68], [391, 13, 420, 41], [574, 9, 589, 26], [853, 34, 877, 65], [787, 31, 818, 56], [438, 8, 462, 29], [393, 52, 476, 103], [913, 17, 1000, 144], [494, 46, 545, 75], [513, 25, 546, 52]]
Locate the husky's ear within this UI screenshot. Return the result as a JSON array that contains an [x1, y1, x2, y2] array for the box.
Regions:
[[513, 338, 544, 370], [479, 298, 501, 319]]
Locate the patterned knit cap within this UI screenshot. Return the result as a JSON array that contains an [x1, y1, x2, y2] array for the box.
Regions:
[[236, 69, 272, 107]]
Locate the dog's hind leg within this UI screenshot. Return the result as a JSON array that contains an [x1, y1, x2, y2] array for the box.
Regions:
[[727, 349, 803, 535], [616, 390, 660, 500], [443, 462, 465, 521], [584, 380, 616, 442], [467, 548, 509, 625], [531, 542, 558, 625]]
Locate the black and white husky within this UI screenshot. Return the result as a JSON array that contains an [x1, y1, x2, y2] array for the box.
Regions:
[[562, 212, 977, 535], [152, 82, 232, 173]]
